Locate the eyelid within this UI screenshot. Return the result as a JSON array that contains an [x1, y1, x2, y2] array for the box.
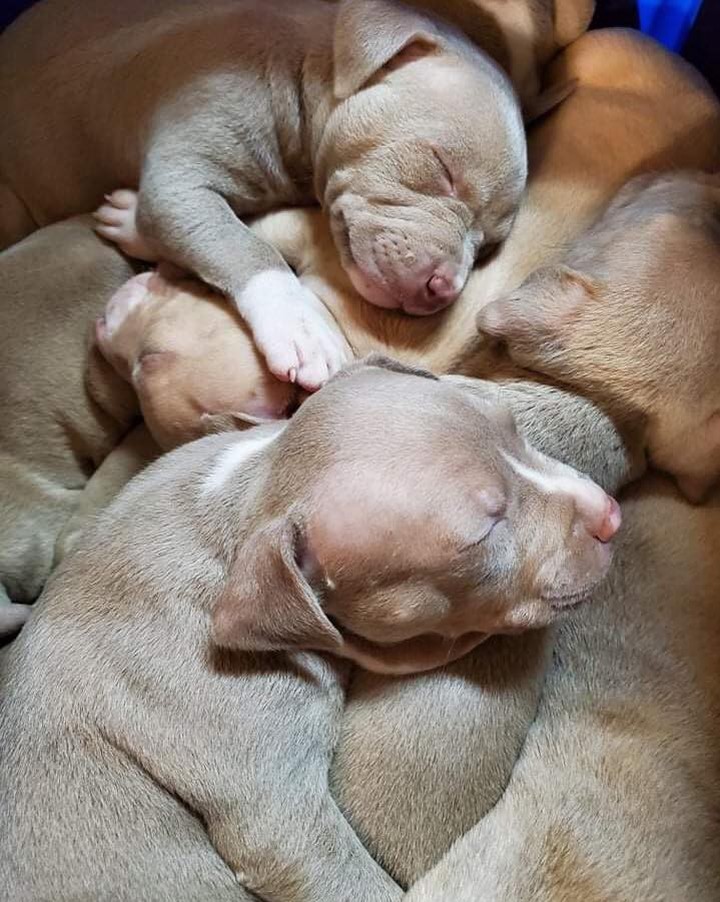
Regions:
[[461, 516, 506, 550]]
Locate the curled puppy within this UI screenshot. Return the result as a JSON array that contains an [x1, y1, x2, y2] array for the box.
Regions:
[[476, 170, 720, 502], [0, 358, 619, 901], [93, 266, 335, 450], [0, 0, 527, 391]]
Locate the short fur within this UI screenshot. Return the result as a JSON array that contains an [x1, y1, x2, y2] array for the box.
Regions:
[[0, 361, 624, 898]]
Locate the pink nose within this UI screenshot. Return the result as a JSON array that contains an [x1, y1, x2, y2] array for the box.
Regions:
[[427, 272, 460, 303], [587, 496, 622, 543], [402, 271, 461, 315]]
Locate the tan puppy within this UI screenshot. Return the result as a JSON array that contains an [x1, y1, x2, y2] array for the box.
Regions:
[[476, 169, 720, 503], [94, 267, 318, 450], [0, 217, 157, 639], [323, 30, 720, 887], [406, 476, 720, 902], [0, 0, 528, 391], [0, 360, 621, 901]]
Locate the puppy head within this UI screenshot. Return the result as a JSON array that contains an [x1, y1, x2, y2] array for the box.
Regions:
[[318, 0, 527, 316], [212, 357, 619, 674], [95, 270, 299, 449], [476, 171, 720, 502]]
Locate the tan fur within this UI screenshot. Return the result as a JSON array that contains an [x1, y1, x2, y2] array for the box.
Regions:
[[476, 170, 720, 502], [406, 477, 720, 901], [0, 361, 626, 899]]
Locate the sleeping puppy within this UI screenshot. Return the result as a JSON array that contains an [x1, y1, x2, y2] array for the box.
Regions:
[[0, 0, 527, 391], [476, 170, 720, 503], [0, 216, 155, 640], [325, 29, 720, 888], [406, 484, 720, 902], [0, 358, 621, 901]]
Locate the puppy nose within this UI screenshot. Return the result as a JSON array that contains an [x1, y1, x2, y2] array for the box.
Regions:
[[585, 495, 622, 543], [426, 272, 460, 304]]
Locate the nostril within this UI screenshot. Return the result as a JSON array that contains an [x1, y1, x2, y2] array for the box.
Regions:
[[426, 272, 458, 301], [591, 496, 622, 543]]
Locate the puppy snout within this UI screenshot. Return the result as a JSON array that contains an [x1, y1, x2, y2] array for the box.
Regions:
[[578, 491, 622, 543]]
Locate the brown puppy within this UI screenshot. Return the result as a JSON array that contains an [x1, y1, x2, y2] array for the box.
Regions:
[[476, 170, 720, 503], [0, 359, 620, 902], [94, 267, 319, 450]]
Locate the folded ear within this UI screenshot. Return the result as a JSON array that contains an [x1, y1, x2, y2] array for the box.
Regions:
[[333, 0, 441, 100], [212, 517, 343, 653], [477, 266, 599, 346], [333, 352, 440, 381]]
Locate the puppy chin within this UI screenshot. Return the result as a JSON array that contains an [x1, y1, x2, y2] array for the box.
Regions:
[[344, 262, 401, 310]]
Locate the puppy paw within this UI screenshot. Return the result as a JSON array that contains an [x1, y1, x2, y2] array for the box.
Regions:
[[239, 272, 351, 392], [94, 189, 158, 262]]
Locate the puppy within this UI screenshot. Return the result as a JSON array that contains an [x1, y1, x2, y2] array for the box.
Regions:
[[0, 216, 157, 639], [91, 25, 720, 462], [0, 358, 621, 901], [93, 267, 320, 450], [0, 0, 527, 391], [324, 30, 720, 887], [406, 474, 720, 901], [476, 170, 720, 503]]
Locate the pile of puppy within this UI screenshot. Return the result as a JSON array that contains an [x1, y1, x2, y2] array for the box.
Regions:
[[1, 1, 719, 899]]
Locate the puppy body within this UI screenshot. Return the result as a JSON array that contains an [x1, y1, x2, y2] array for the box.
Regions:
[[477, 170, 720, 502], [0, 217, 155, 636], [406, 476, 720, 901], [94, 28, 720, 451], [0, 0, 528, 389], [322, 32, 720, 885], [0, 363, 621, 899]]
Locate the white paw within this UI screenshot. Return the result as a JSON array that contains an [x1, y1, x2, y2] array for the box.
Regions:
[[94, 188, 158, 262], [239, 271, 351, 392]]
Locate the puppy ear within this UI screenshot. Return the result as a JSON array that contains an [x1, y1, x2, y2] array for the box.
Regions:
[[200, 411, 279, 435], [333, 0, 440, 100], [477, 266, 598, 345], [334, 352, 440, 381], [212, 517, 343, 653], [523, 79, 577, 125]]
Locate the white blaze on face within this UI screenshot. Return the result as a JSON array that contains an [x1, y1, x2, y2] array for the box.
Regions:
[[201, 429, 282, 494], [501, 450, 609, 519]]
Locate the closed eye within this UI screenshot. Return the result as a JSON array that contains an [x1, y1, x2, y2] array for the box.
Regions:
[[431, 148, 457, 198], [461, 516, 506, 550]]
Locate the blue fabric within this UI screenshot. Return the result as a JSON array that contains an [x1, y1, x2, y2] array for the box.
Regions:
[[637, 0, 703, 49]]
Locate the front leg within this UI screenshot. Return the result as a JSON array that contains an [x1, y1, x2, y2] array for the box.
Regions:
[[95, 173, 349, 391], [111, 650, 401, 902]]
